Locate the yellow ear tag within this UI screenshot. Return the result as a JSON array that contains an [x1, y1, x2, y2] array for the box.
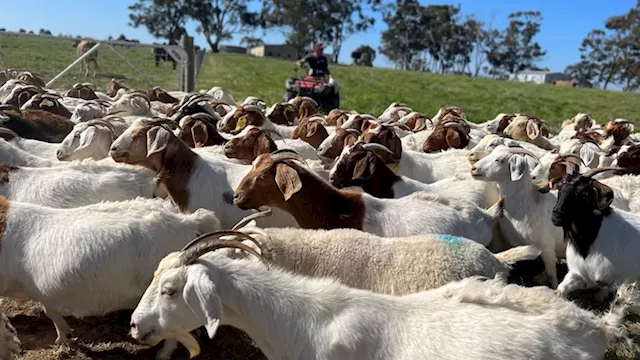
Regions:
[[235, 117, 248, 131]]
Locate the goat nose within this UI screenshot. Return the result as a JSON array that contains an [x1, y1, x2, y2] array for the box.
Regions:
[[471, 166, 477, 171], [130, 321, 137, 329]]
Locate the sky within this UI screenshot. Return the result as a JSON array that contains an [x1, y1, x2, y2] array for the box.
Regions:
[[1, 0, 637, 72]]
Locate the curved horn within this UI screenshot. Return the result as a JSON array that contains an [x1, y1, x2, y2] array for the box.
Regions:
[[148, 117, 179, 129], [231, 208, 273, 230], [0, 127, 19, 140], [361, 143, 394, 155], [181, 230, 264, 253], [180, 238, 268, 268], [128, 92, 151, 108], [344, 128, 361, 136], [444, 122, 468, 134], [582, 166, 626, 179], [558, 153, 585, 165], [84, 119, 118, 135], [508, 147, 540, 164], [270, 149, 307, 165]]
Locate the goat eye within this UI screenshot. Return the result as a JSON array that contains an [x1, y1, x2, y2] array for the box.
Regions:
[[74, 133, 81, 138], [258, 174, 266, 180], [161, 288, 176, 296]]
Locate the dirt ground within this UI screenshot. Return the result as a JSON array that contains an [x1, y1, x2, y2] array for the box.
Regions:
[[3, 293, 639, 360]]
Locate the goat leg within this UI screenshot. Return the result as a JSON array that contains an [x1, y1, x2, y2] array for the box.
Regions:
[[42, 304, 75, 344]]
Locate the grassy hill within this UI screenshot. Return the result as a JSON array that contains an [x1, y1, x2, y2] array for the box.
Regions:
[[2, 34, 640, 131]]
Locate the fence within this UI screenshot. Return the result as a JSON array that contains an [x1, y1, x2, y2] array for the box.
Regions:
[[0, 31, 202, 93]]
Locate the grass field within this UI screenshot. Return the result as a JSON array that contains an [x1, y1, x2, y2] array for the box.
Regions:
[[2, 34, 640, 131]]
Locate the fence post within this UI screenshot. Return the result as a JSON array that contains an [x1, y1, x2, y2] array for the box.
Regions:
[[180, 35, 195, 92]]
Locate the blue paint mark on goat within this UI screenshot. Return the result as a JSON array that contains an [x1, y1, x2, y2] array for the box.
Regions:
[[434, 234, 465, 248]]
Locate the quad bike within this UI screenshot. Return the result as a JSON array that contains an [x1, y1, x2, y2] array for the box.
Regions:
[[284, 66, 340, 114]]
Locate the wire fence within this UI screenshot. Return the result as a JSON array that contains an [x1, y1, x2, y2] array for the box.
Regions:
[[0, 31, 191, 93]]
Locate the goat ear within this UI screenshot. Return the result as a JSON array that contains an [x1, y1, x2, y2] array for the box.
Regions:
[[76, 127, 96, 150], [191, 122, 208, 148], [275, 163, 302, 201], [414, 118, 426, 132], [255, 134, 275, 155], [343, 134, 358, 147], [352, 155, 375, 180], [526, 121, 540, 140], [445, 129, 462, 148], [508, 155, 526, 182], [306, 123, 318, 138], [292, 125, 302, 139], [183, 267, 222, 339], [579, 144, 596, 167], [146, 126, 172, 157], [592, 180, 614, 213], [41, 98, 54, 108]]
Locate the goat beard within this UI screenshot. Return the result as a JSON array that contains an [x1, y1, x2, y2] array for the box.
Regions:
[[171, 332, 201, 358]]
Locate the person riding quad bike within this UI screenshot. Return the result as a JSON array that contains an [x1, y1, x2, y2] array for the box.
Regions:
[[284, 42, 340, 113]]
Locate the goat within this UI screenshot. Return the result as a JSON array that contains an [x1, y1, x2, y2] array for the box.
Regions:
[[329, 143, 498, 208], [292, 116, 329, 149], [148, 86, 179, 104], [470, 145, 566, 288], [206, 86, 237, 106], [467, 134, 548, 165], [234, 150, 501, 245], [378, 102, 412, 122], [0, 105, 74, 143], [109, 92, 152, 116], [75, 40, 99, 77], [106, 78, 129, 97], [335, 142, 472, 184], [0, 138, 65, 167], [0, 301, 21, 360], [152, 46, 177, 70], [0, 160, 161, 207], [503, 115, 555, 150], [1, 84, 43, 108], [15, 71, 45, 88], [218, 225, 545, 291], [56, 119, 123, 161], [0, 196, 219, 345], [288, 96, 319, 119], [225, 126, 320, 163], [69, 100, 109, 123], [317, 127, 360, 159], [265, 102, 297, 126], [66, 83, 99, 100], [552, 167, 640, 300], [109, 117, 298, 228], [324, 109, 354, 127], [422, 121, 471, 153], [130, 241, 634, 360], [222, 104, 293, 139], [175, 112, 227, 148], [20, 93, 72, 118]]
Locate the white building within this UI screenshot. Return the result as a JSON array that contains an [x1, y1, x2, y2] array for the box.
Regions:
[[509, 70, 572, 85]]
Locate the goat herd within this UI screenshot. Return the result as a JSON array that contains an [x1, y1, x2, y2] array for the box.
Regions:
[[0, 68, 639, 360]]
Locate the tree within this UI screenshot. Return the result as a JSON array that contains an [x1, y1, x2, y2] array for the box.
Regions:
[[128, 0, 189, 45], [564, 61, 597, 88], [379, 0, 425, 70], [605, 4, 640, 91], [187, 0, 260, 52], [261, 0, 379, 62], [485, 11, 546, 77], [576, 30, 619, 89], [351, 45, 376, 66]]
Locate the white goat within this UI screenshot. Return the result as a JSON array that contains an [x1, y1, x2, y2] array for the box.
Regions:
[[0, 196, 220, 346], [56, 119, 124, 161], [130, 245, 634, 360], [8, 137, 60, 160], [471, 145, 566, 288], [468, 134, 549, 164], [0, 161, 161, 207]]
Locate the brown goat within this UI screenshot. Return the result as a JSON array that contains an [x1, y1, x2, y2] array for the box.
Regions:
[[177, 113, 227, 148], [16, 71, 46, 88], [398, 112, 431, 132], [422, 122, 470, 153], [503, 115, 553, 149], [433, 106, 466, 125], [361, 124, 403, 162], [325, 109, 352, 127], [492, 114, 516, 135], [107, 79, 129, 97], [329, 144, 399, 198], [224, 127, 278, 163], [76, 40, 99, 77], [66, 83, 98, 100], [21, 94, 72, 119], [148, 87, 179, 104], [219, 105, 266, 134], [0, 105, 74, 143], [233, 151, 365, 229], [292, 117, 329, 149], [319, 127, 360, 159], [289, 96, 319, 119], [267, 103, 297, 126], [603, 119, 633, 146]]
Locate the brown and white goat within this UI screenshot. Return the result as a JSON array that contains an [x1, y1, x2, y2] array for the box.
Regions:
[[266, 102, 297, 125], [503, 115, 554, 150], [66, 83, 98, 100], [233, 150, 501, 244], [325, 109, 352, 127], [422, 121, 471, 153], [292, 116, 329, 149], [21, 93, 72, 119], [0, 105, 74, 143], [16, 71, 46, 88], [225, 126, 321, 163], [603, 119, 634, 146], [106, 79, 129, 97], [361, 123, 404, 162], [148, 86, 179, 104], [317, 127, 360, 159], [176, 112, 227, 148], [2, 84, 43, 108], [288, 96, 319, 119]]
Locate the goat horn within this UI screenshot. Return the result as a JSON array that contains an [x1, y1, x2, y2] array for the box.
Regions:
[[582, 166, 626, 179], [361, 143, 394, 155], [84, 119, 117, 134], [0, 127, 19, 140], [345, 129, 361, 135], [180, 238, 268, 268], [508, 148, 540, 164], [444, 122, 468, 134], [128, 92, 151, 108], [231, 208, 273, 230], [559, 153, 585, 165], [270, 149, 308, 165], [148, 117, 179, 129]]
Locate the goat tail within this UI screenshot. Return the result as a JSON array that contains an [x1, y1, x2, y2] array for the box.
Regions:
[[600, 283, 640, 348], [494, 245, 542, 265]]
